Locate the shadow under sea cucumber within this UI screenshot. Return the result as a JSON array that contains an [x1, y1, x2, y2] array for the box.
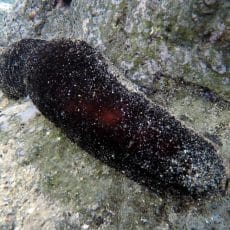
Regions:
[[0, 39, 225, 196]]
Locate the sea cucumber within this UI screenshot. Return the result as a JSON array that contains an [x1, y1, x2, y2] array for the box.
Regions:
[[0, 39, 225, 195]]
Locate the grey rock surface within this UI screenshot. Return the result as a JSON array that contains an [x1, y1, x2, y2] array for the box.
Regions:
[[1, 0, 230, 99], [0, 0, 229, 229], [0, 1, 13, 30]]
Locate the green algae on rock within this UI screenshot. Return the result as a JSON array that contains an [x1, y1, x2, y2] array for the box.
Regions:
[[0, 39, 225, 196]]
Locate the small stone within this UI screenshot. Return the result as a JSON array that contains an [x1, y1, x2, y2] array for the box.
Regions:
[[203, 0, 217, 6], [211, 64, 226, 74], [0, 98, 9, 109], [15, 148, 25, 158], [25, 207, 35, 214], [140, 218, 149, 224], [28, 11, 36, 20], [82, 224, 89, 229]]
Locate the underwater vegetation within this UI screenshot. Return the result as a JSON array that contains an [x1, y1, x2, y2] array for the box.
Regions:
[[0, 39, 225, 196]]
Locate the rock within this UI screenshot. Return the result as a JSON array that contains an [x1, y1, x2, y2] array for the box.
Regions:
[[1, 0, 229, 99], [0, 2, 13, 38]]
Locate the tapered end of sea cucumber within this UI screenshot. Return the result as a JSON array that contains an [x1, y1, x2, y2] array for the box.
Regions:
[[176, 150, 223, 196], [160, 136, 225, 196]]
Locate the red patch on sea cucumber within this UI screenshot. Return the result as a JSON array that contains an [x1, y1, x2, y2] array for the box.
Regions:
[[98, 108, 122, 127]]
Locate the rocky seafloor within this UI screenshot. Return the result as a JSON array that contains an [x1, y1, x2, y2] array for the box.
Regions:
[[0, 0, 229, 229]]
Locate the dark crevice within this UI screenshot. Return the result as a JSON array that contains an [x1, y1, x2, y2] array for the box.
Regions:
[[54, 0, 72, 8], [144, 73, 230, 108]]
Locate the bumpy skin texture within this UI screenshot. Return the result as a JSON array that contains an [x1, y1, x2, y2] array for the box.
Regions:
[[0, 40, 46, 99], [0, 39, 225, 196]]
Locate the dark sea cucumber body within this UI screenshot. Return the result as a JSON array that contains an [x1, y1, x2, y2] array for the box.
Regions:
[[0, 39, 225, 195]]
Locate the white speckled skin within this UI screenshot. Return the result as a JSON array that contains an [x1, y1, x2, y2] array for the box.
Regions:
[[0, 39, 225, 196]]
